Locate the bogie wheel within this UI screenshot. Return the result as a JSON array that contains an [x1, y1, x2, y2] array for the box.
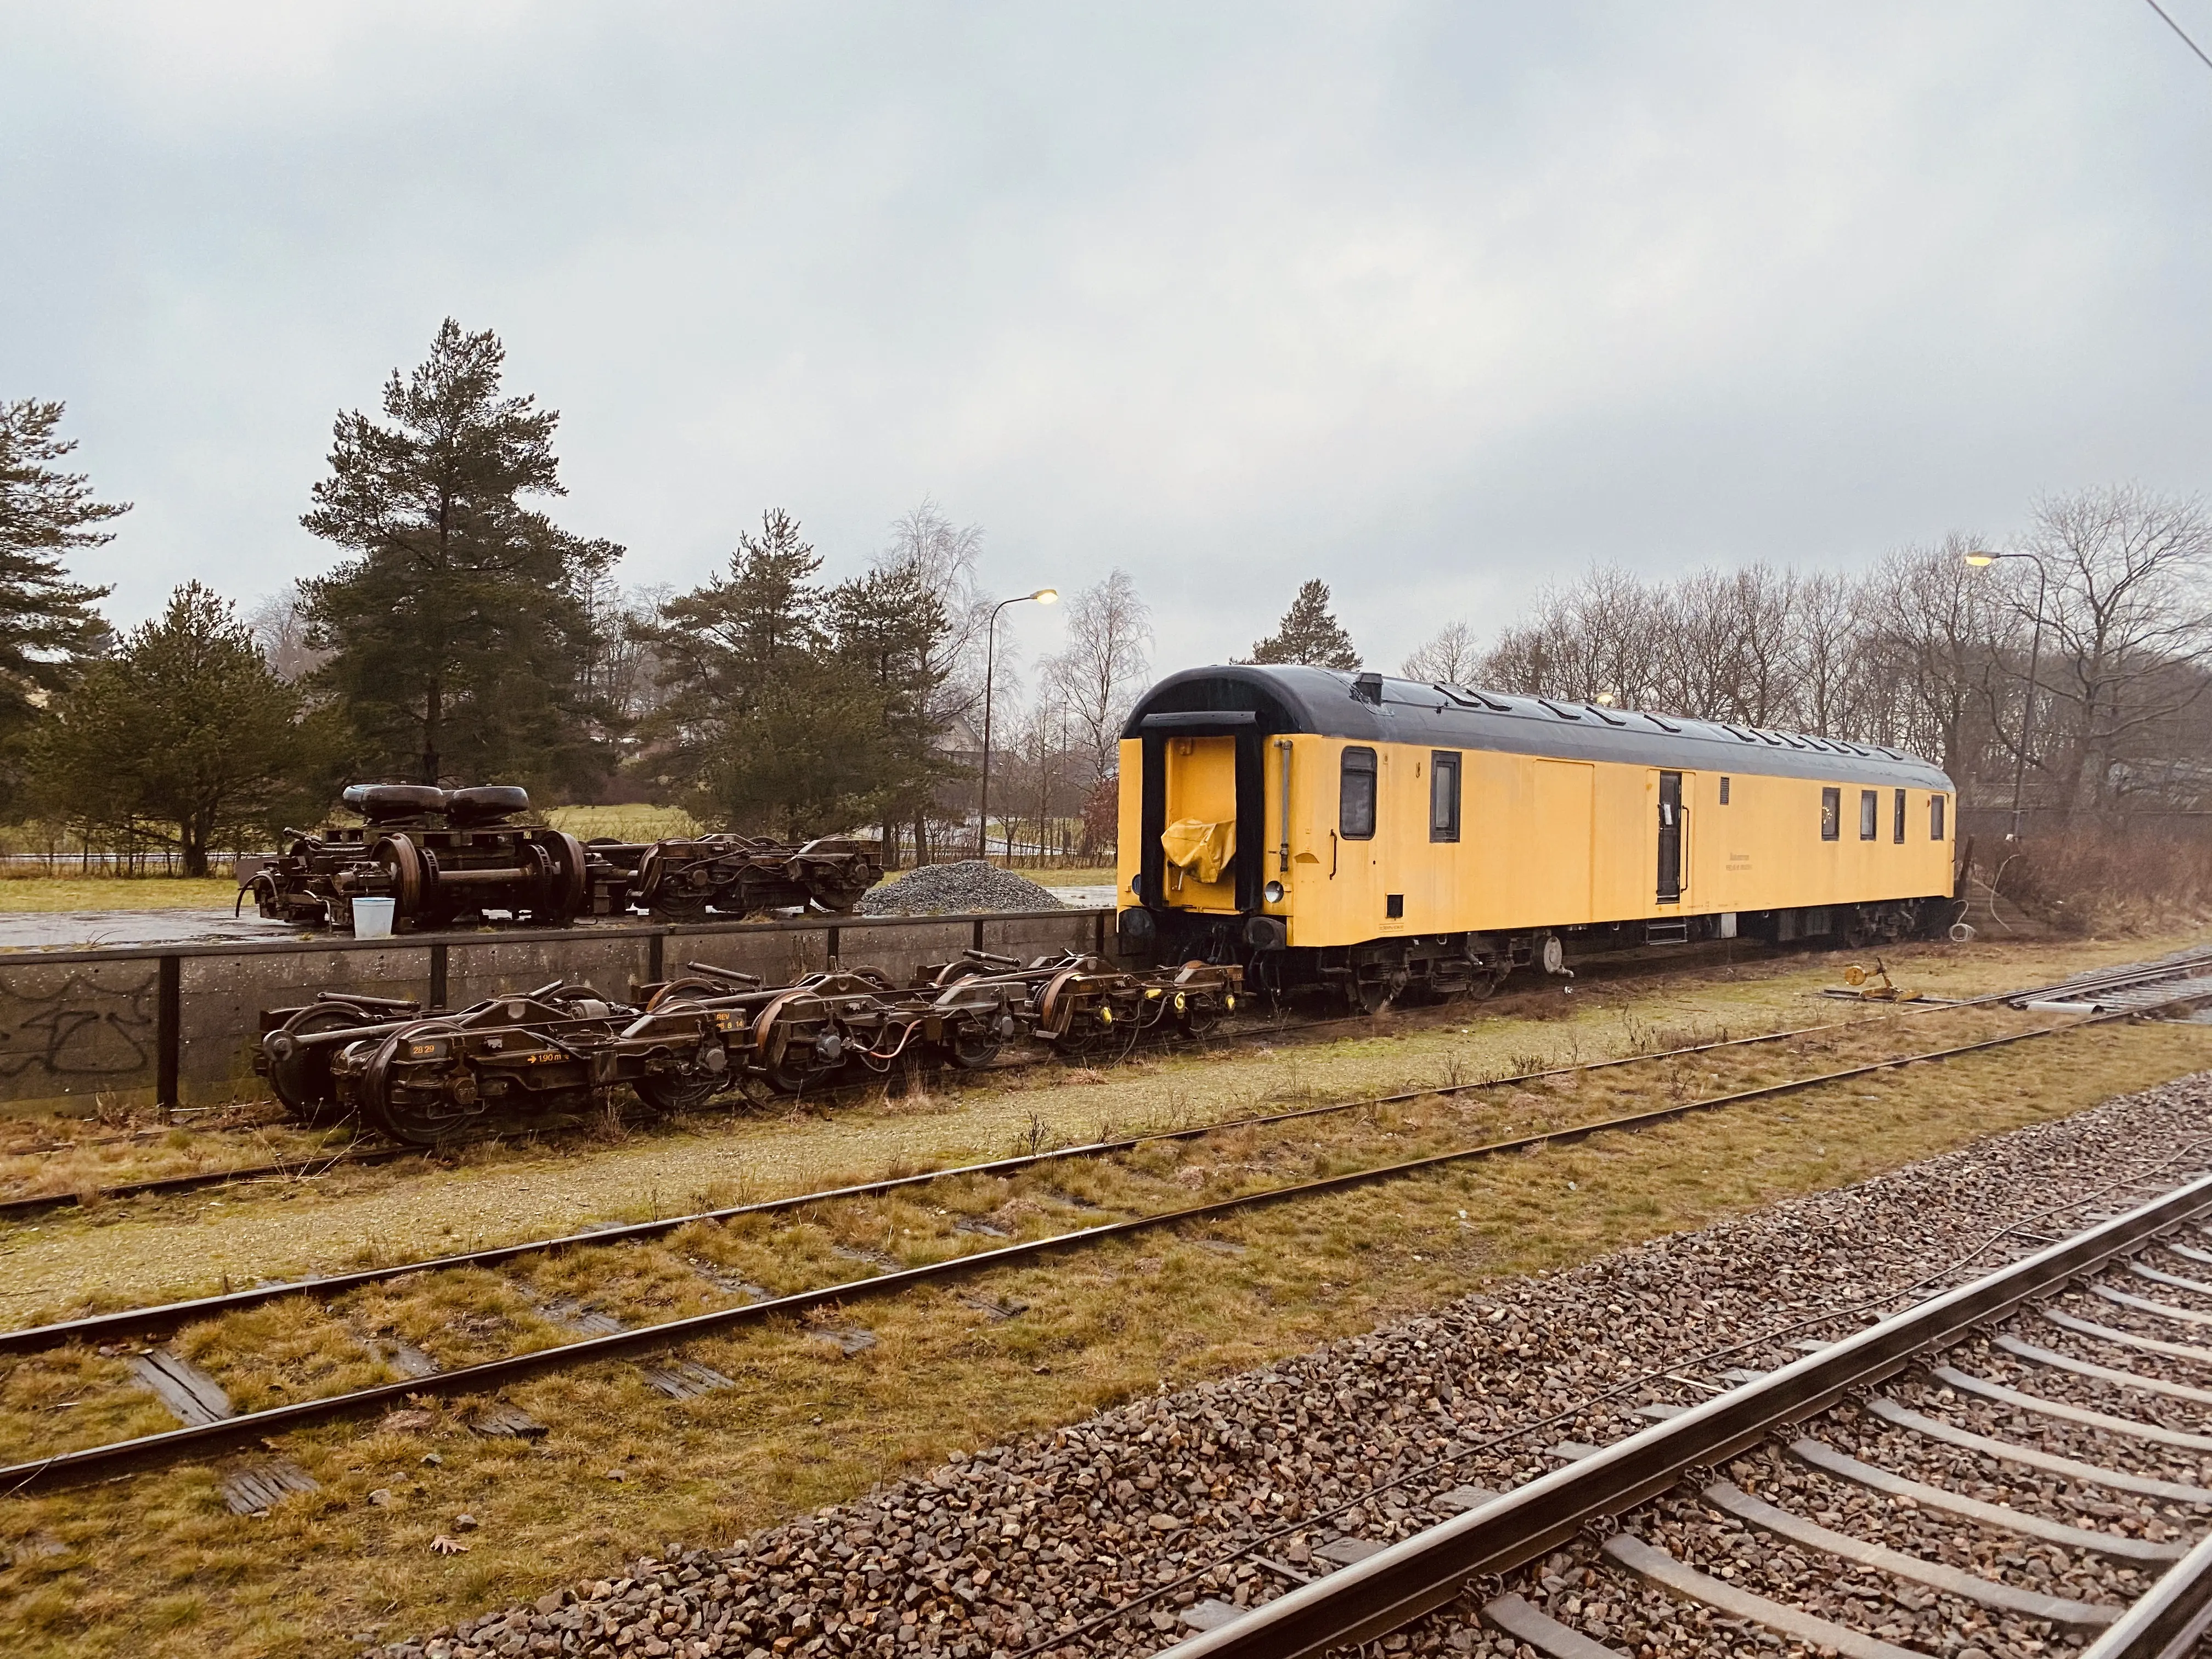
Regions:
[[1350, 979, 1393, 1017], [1176, 998, 1222, 1038], [1050, 1020, 1102, 1062], [1452, 968, 1509, 1005], [364, 1023, 477, 1146], [266, 1005, 367, 1125], [930, 960, 995, 990], [634, 1064, 726, 1114], [645, 977, 730, 1010], [1034, 966, 1086, 1042], [941, 1030, 1003, 1070], [640, 847, 710, 922], [540, 831, 590, 926], [371, 833, 425, 931], [751, 992, 840, 1094]]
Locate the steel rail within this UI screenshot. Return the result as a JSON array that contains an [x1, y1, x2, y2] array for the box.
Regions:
[[9, 943, 2202, 1226], [0, 989, 1355, 1222], [0, 1144, 422, 1224], [8, 973, 2210, 1358], [0, 997, 2186, 1489], [2080, 1528, 2212, 1659], [1158, 1169, 2212, 1659], [9, 961, 2200, 1356]]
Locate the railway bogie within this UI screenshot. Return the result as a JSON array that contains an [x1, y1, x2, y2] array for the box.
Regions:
[[582, 833, 882, 921], [253, 951, 1243, 1143], [245, 786, 883, 933]]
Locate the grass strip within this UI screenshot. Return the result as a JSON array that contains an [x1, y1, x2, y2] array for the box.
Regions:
[[0, 1006, 2151, 1493], [0, 969, 2124, 1352]]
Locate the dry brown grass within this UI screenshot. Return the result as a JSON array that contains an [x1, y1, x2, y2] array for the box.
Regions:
[[0, 974, 2208, 1655], [0, 1114, 352, 1211], [1987, 829, 2212, 936], [0, 929, 2200, 1334]]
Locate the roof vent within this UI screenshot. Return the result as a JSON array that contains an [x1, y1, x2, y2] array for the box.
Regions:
[[1352, 672, 1384, 706]]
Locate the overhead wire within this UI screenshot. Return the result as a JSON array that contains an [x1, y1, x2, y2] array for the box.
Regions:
[[2140, 0, 2212, 74]]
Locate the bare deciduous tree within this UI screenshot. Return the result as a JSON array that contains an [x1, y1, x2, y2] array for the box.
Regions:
[[1482, 567, 1667, 708], [1401, 620, 1480, 684], [1857, 535, 2007, 785], [246, 586, 330, 682], [877, 499, 987, 862], [1041, 569, 1153, 790], [1456, 492, 2212, 823], [2022, 484, 2212, 810]]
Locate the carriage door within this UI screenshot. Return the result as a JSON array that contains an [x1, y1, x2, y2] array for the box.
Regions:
[[1159, 736, 1240, 912], [1656, 771, 1684, 904]]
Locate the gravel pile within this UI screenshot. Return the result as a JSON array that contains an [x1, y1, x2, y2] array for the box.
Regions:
[[857, 862, 1066, 917], [375, 1071, 2212, 1659]]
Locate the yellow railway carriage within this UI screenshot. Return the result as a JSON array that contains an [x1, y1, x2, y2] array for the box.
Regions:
[[1115, 665, 1956, 1008]]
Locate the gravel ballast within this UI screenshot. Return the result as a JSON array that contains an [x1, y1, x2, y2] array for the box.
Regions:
[[378, 1071, 2212, 1659], [858, 863, 1068, 917]]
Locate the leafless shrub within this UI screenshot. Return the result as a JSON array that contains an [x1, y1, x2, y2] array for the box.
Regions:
[[1990, 830, 2212, 935]]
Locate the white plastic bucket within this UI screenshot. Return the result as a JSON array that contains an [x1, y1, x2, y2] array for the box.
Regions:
[[353, 898, 397, 939]]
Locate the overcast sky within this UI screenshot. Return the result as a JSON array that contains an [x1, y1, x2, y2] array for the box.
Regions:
[[7, 1, 2210, 679]]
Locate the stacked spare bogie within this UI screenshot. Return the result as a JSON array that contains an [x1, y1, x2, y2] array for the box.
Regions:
[[245, 784, 883, 932]]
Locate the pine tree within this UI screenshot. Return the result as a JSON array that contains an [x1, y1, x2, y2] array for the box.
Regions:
[[299, 320, 619, 793], [0, 400, 121, 741], [32, 583, 309, 874], [641, 510, 889, 836], [825, 560, 960, 851], [1246, 579, 1360, 669], [647, 508, 825, 719]]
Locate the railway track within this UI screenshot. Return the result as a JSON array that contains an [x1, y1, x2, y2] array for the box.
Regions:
[[2, 943, 2202, 1224], [1, 951, 2208, 1508], [1155, 1162, 2212, 1659], [10, 945, 2209, 1357]]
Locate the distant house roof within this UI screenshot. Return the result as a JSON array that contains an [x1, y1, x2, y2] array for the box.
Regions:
[[936, 715, 982, 754]]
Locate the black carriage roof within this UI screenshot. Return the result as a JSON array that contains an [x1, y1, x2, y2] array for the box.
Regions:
[[1124, 665, 1954, 791]]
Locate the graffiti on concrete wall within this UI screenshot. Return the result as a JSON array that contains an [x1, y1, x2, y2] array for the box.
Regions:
[[0, 970, 157, 1085]]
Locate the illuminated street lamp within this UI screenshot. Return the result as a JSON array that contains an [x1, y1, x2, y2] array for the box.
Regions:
[[1964, 548, 2051, 842], [977, 589, 1058, 860]]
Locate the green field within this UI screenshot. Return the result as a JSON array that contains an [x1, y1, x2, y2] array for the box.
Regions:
[[0, 877, 236, 912]]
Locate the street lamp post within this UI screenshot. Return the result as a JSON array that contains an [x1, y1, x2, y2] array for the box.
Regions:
[[1964, 548, 2051, 842], [977, 588, 1058, 860]]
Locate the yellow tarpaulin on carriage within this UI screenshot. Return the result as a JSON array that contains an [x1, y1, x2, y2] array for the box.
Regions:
[[1161, 817, 1235, 887]]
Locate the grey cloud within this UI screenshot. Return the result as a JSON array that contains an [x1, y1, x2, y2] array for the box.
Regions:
[[3, 0, 2208, 678]]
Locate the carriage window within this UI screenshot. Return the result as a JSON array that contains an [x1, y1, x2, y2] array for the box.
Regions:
[[1429, 751, 1460, 842], [1340, 747, 1377, 840], [1820, 787, 1839, 840], [1931, 793, 1947, 840], [1893, 787, 1906, 844], [1719, 777, 1731, 805], [1859, 790, 1878, 839]]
